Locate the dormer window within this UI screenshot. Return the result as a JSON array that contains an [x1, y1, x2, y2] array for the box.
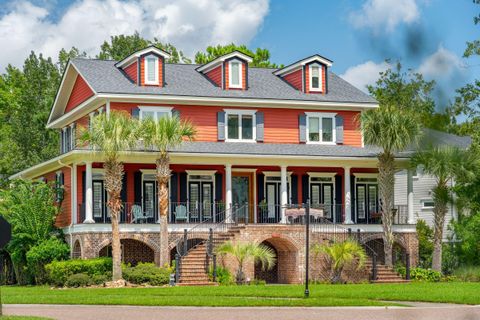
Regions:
[[145, 55, 159, 85], [229, 60, 243, 89], [309, 64, 322, 92]]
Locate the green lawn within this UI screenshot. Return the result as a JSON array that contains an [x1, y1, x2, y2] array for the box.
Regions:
[[2, 282, 480, 307], [0, 317, 52, 320]]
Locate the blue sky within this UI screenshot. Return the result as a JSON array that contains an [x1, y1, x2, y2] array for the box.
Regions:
[[0, 0, 478, 107]]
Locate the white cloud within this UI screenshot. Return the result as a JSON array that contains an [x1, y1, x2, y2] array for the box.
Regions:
[[340, 60, 391, 92], [349, 0, 420, 33], [417, 45, 464, 79], [0, 0, 269, 70]]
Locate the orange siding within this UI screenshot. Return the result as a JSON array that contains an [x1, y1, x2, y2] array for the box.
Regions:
[[305, 63, 326, 94], [38, 168, 71, 228], [124, 61, 138, 84], [283, 69, 303, 91], [205, 65, 222, 87], [109, 102, 362, 146], [65, 75, 94, 112], [140, 56, 163, 87], [225, 60, 247, 90]]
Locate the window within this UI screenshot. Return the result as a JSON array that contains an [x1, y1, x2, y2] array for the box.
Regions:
[[305, 113, 336, 144], [145, 55, 159, 85], [422, 200, 435, 209], [228, 60, 243, 88], [139, 106, 172, 121], [225, 109, 256, 142], [309, 63, 322, 92]]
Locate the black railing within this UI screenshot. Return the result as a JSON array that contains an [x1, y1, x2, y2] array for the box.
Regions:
[[78, 202, 157, 224], [169, 201, 226, 224]]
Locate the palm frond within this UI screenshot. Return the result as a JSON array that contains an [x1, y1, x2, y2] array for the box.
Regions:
[[140, 116, 196, 153]]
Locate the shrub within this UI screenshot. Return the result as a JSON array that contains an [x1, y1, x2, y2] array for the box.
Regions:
[[26, 238, 70, 284], [65, 273, 92, 287], [454, 266, 480, 282], [123, 263, 171, 286], [45, 257, 112, 286], [209, 266, 233, 285], [91, 274, 110, 285], [397, 267, 441, 282], [416, 220, 433, 269], [251, 279, 266, 285]]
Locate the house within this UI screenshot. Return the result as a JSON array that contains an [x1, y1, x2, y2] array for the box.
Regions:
[[11, 46, 465, 284]]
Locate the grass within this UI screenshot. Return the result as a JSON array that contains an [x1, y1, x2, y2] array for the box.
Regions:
[[454, 265, 480, 282], [0, 317, 52, 320], [1, 282, 480, 307]]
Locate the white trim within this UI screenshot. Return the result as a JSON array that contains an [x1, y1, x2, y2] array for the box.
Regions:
[[185, 170, 217, 176], [144, 55, 159, 85], [273, 55, 333, 76], [307, 172, 337, 178], [305, 112, 337, 145], [353, 173, 378, 178], [309, 63, 323, 92], [262, 171, 293, 177], [232, 168, 257, 173], [228, 59, 243, 89], [138, 106, 173, 120], [196, 51, 253, 73], [421, 198, 435, 210], [115, 46, 171, 69], [224, 109, 257, 142]]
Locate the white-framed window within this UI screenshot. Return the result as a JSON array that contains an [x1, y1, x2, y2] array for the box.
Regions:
[[144, 55, 159, 85], [139, 106, 173, 121], [305, 112, 336, 144], [421, 199, 435, 210], [309, 63, 322, 92], [225, 109, 256, 142], [228, 59, 243, 89]]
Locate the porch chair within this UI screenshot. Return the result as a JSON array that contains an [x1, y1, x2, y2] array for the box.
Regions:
[[131, 204, 147, 224], [174, 205, 188, 223]]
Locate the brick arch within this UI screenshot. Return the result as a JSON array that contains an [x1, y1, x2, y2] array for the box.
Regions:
[[71, 235, 84, 259], [168, 234, 209, 251], [360, 233, 408, 251], [72, 240, 82, 259], [95, 234, 160, 256]]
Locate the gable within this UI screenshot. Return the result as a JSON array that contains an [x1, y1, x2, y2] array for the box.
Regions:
[[283, 68, 303, 91], [124, 60, 138, 84], [65, 74, 94, 113]]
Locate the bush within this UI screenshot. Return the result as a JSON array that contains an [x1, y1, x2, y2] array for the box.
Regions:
[[416, 220, 433, 269], [454, 266, 480, 282], [65, 273, 92, 287], [26, 238, 70, 284], [251, 279, 266, 285], [91, 273, 110, 285], [397, 267, 442, 282], [123, 263, 171, 286], [209, 267, 233, 285], [45, 257, 112, 286]]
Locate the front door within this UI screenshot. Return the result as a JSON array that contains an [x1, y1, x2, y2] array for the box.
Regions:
[[265, 182, 280, 223], [356, 184, 378, 223], [232, 172, 253, 223], [310, 182, 334, 221], [93, 180, 107, 223], [143, 181, 157, 223], [188, 181, 214, 222]]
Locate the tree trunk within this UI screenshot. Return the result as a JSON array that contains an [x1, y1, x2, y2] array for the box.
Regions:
[[331, 266, 344, 284], [104, 160, 124, 281], [378, 152, 395, 267], [157, 153, 171, 267], [432, 188, 448, 272]]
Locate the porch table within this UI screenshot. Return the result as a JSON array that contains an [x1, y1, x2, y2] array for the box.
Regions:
[[284, 207, 325, 224]]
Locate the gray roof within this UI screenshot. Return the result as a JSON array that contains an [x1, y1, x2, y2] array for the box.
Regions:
[[71, 58, 377, 104]]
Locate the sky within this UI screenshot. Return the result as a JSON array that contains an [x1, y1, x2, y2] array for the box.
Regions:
[[0, 0, 478, 108]]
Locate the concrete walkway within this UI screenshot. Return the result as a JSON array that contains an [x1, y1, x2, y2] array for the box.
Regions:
[[4, 303, 480, 320]]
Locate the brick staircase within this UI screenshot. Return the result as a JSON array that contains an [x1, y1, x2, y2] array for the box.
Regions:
[[177, 226, 245, 286], [365, 259, 409, 283]]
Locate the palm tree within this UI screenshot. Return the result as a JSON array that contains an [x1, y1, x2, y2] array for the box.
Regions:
[[80, 111, 141, 281], [312, 240, 367, 284], [140, 116, 196, 267], [216, 241, 276, 284], [361, 105, 421, 267], [411, 145, 476, 271]]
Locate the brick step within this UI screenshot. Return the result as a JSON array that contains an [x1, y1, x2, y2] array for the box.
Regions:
[[372, 279, 410, 284], [180, 277, 209, 282], [177, 282, 216, 286]]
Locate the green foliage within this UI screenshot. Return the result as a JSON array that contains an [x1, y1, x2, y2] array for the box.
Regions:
[[0, 179, 61, 284], [97, 32, 191, 63], [65, 273, 92, 288], [312, 240, 367, 284], [123, 263, 171, 286], [216, 241, 276, 283], [195, 44, 280, 68], [441, 242, 459, 275], [416, 220, 433, 268], [454, 265, 480, 282], [451, 213, 480, 265], [26, 238, 70, 284], [91, 273, 110, 285], [209, 266, 233, 285], [45, 258, 113, 287], [397, 267, 442, 282]]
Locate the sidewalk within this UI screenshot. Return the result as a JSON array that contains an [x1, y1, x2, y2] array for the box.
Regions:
[[4, 303, 480, 320]]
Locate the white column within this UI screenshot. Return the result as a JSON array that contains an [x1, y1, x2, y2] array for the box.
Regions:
[[280, 165, 288, 222], [84, 162, 95, 223], [344, 166, 353, 224], [225, 164, 232, 212], [106, 100, 111, 116], [407, 168, 415, 224], [72, 163, 78, 224]]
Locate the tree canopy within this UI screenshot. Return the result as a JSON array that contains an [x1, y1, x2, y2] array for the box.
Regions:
[[194, 44, 280, 68]]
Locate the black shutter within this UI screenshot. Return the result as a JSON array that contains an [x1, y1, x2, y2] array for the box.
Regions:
[[217, 111, 226, 141], [120, 173, 127, 203], [60, 130, 64, 153], [82, 170, 86, 204], [335, 174, 342, 223], [256, 112, 264, 142], [172, 109, 181, 119], [179, 172, 188, 203], [351, 175, 355, 223], [299, 114, 307, 143], [134, 171, 142, 204], [215, 172, 223, 201], [301, 174, 309, 204], [257, 173, 265, 203], [335, 115, 344, 144], [291, 174, 298, 204], [170, 172, 178, 204], [132, 107, 140, 119]]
